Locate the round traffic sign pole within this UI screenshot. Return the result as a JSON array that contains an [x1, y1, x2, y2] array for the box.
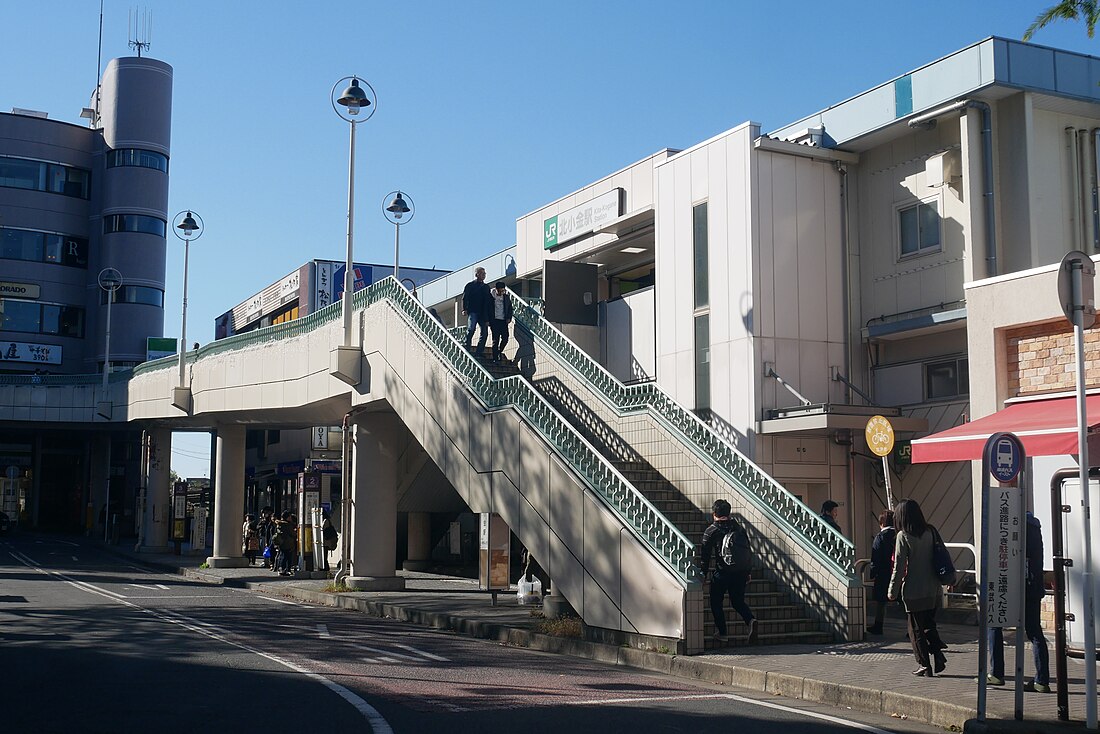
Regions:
[[866, 416, 896, 510]]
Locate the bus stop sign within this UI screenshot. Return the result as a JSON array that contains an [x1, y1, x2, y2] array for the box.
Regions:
[[985, 432, 1023, 484]]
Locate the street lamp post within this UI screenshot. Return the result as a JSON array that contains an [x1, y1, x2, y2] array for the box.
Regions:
[[98, 267, 123, 391], [173, 210, 204, 389], [331, 76, 377, 346], [383, 190, 414, 283], [97, 267, 122, 542]]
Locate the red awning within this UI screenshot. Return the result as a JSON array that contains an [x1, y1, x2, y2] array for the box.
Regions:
[[911, 394, 1100, 464]]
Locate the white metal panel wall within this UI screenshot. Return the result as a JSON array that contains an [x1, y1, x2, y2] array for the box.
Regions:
[[603, 287, 655, 383]]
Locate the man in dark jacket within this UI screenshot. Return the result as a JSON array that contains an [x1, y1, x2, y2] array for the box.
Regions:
[[462, 267, 491, 357], [867, 509, 896, 634], [488, 281, 513, 363], [697, 499, 757, 645], [820, 499, 843, 534]]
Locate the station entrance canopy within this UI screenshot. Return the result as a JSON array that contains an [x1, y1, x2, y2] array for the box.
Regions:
[[911, 394, 1100, 463]]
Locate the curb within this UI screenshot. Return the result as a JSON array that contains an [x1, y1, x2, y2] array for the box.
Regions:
[[240, 575, 979, 731]]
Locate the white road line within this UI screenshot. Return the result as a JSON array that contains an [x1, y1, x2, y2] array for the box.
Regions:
[[71, 556, 78, 561], [317, 624, 331, 638], [258, 596, 300, 606], [130, 584, 157, 590], [363, 656, 401, 664], [125, 595, 226, 600], [359, 646, 424, 662], [8, 551, 393, 733], [568, 693, 895, 734], [391, 643, 450, 662], [155, 584, 170, 590]]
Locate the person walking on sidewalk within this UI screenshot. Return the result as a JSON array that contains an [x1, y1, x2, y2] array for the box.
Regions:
[[987, 511, 1051, 691], [888, 499, 947, 677], [242, 513, 259, 566], [697, 499, 757, 646], [867, 509, 896, 635]]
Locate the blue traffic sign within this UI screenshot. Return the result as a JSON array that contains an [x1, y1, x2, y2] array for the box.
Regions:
[[984, 432, 1024, 483]]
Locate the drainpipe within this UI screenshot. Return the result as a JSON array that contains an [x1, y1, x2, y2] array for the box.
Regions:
[[1092, 129, 1100, 252], [908, 99, 998, 277]]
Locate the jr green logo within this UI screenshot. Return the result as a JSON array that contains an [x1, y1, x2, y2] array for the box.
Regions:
[[543, 216, 558, 249]]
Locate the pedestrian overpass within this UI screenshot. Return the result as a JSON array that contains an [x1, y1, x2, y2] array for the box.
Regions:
[[3, 278, 861, 653]]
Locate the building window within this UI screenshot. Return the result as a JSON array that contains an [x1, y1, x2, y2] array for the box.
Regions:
[[899, 199, 940, 257], [103, 214, 167, 238], [926, 357, 968, 399], [0, 155, 90, 199], [694, 313, 710, 411], [693, 202, 709, 309], [0, 299, 84, 338], [100, 285, 164, 307], [1, 226, 88, 268], [107, 148, 169, 174]]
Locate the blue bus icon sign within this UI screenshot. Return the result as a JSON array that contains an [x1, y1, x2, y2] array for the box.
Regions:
[[985, 433, 1023, 483]]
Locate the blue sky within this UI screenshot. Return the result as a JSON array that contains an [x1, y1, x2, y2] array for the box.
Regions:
[[4, 0, 1098, 476]]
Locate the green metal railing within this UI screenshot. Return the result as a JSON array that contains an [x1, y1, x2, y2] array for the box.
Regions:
[[510, 294, 856, 578]]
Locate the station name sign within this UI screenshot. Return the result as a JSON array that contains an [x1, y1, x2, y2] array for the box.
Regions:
[[544, 188, 622, 249]]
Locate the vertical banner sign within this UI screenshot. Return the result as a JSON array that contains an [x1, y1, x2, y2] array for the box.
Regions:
[[190, 507, 207, 551], [986, 486, 1024, 627], [312, 426, 329, 450], [172, 481, 188, 540]]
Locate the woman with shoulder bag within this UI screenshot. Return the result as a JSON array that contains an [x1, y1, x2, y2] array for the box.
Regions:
[[888, 499, 947, 677]]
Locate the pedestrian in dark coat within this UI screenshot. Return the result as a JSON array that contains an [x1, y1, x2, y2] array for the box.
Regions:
[[867, 509, 895, 635], [697, 499, 757, 646]]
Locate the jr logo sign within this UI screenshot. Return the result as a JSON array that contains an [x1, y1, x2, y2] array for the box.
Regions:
[[544, 216, 558, 249]]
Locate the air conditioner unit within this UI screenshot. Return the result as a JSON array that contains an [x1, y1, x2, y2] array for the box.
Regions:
[[926, 150, 961, 187]]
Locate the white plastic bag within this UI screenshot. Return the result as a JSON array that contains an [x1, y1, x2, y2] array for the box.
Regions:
[[517, 578, 542, 605]]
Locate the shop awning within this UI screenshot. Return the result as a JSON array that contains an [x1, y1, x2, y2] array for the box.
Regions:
[[911, 394, 1100, 464]]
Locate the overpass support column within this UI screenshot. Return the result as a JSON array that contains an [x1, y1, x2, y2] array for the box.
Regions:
[[139, 429, 172, 552], [207, 425, 247, 568], [347, 412, 406, 590], [403, 512, 433, 571]]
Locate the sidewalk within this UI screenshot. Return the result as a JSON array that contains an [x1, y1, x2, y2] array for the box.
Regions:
[[107, 545, 1094, 733]]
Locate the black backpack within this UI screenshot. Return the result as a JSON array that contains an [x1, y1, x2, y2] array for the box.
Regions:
[[719, 526, 752, 570]]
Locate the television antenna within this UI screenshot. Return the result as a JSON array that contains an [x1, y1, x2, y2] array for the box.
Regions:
[[128, 7, 152, 57]]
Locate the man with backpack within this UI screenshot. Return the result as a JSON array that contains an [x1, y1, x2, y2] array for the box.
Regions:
[[698, 499, 757, 646]]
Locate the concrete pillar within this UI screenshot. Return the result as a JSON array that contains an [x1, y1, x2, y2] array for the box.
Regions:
[[140, 428, 172, 552], [347, 412, 405, 590], [206, 425, 247, 568], [403, 511, 432, 571]]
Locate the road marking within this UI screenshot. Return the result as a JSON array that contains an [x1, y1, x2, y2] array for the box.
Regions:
[[71, 556, 78, 561], [130, 584, 157, 590], [155, 584, 170, 590], [317, 624, 331, 638], [391, 643, 449, 662], [360, 646, 425, 662], [364, 656, 401, 664], [259, 596, 300, 606], [567, 693, 894, 734], [7, 550, 394, 733]]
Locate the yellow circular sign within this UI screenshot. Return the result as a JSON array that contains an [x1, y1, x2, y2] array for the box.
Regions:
[[865, 415, 895, 457]]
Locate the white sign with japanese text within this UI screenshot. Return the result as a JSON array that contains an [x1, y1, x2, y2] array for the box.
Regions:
[[985, 486, 1023, 628], [1, 340, 61, 365]]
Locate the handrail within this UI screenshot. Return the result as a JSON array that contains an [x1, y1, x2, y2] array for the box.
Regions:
[[364, 278, 699, 585], [509, 292, 856, 578]]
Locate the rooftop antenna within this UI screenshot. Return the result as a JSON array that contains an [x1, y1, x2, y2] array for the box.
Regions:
[[128, 7, 152, 58], [89, 0, 105, 128]]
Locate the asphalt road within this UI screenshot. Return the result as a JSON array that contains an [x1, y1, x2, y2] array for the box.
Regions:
[[1, 534, 942, 734]]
